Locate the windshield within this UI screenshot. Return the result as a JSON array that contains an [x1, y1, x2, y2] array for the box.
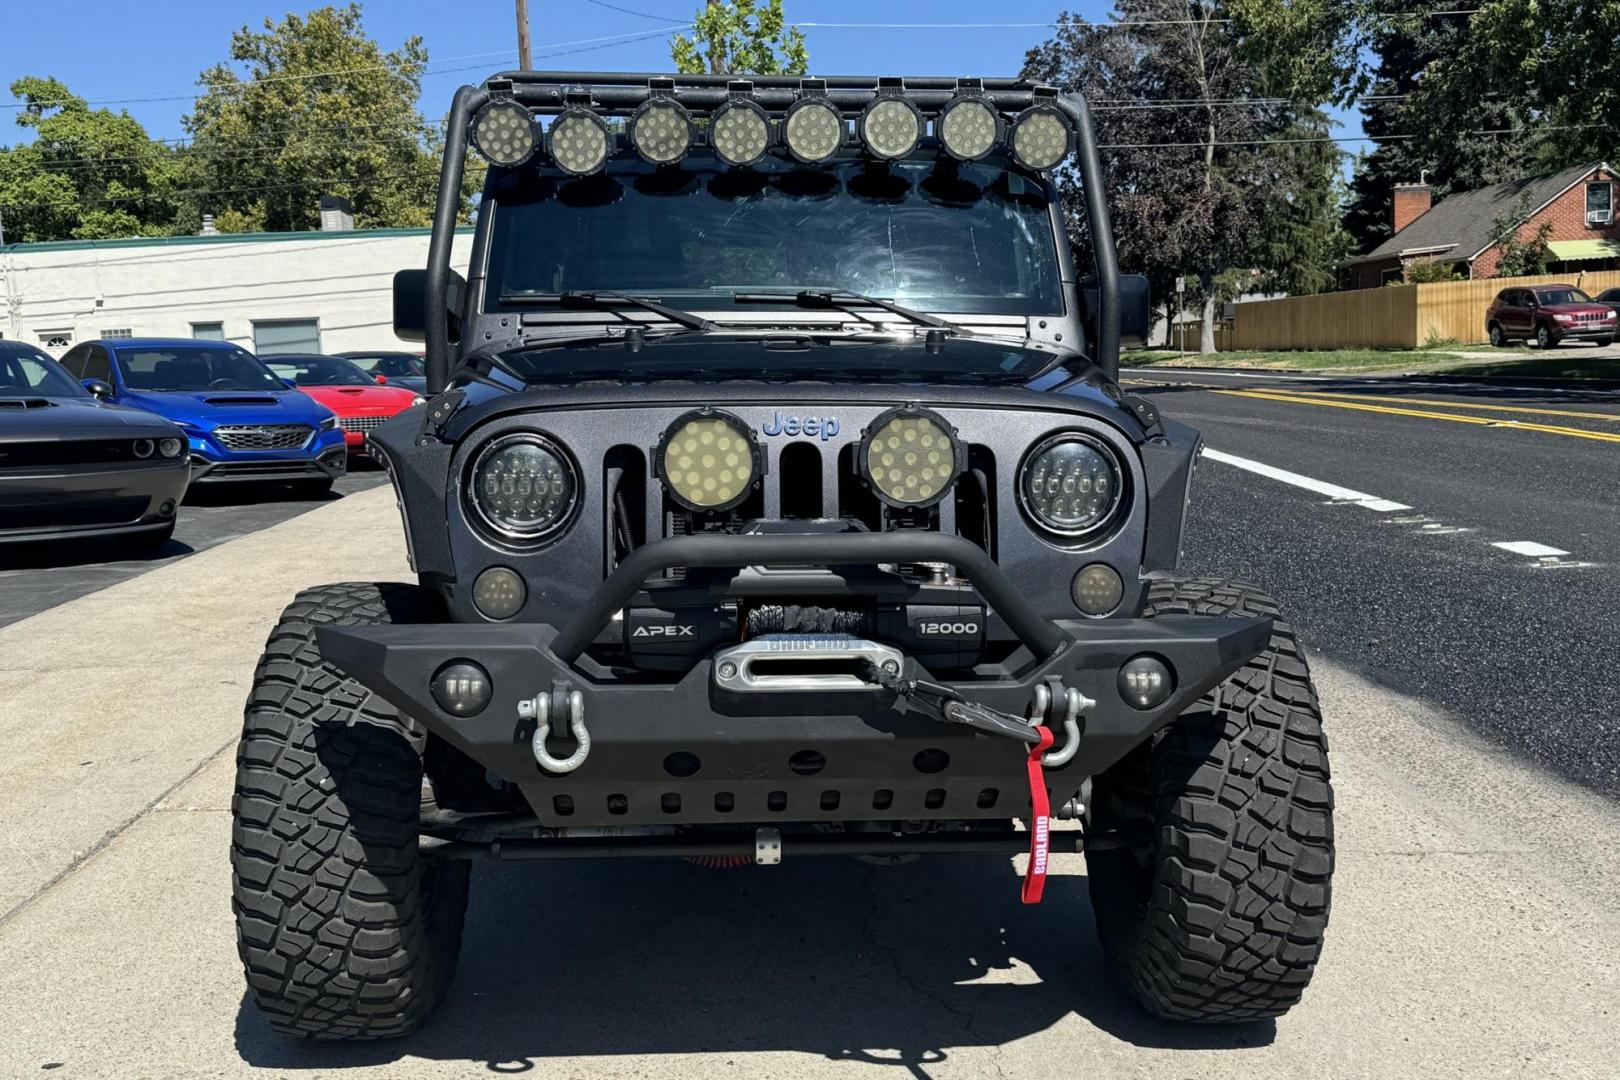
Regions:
[[485, 158, 1065, 316], [0, 349, 88, 398], [349, 353, 422, 377], [495, 333, 1055, 386], [120, 345, 285, 392], [266, 356, 376, 387], [1536, 288, 1591, 305]]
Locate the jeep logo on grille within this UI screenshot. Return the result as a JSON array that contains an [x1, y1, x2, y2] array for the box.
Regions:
[[761, 412, 839, 441]]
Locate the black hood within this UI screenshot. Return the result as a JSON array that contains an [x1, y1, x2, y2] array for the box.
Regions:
[[489, 332, 1070, 389], [0, 396, 184, 442]]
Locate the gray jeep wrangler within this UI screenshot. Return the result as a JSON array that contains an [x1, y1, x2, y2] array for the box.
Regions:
[[232, 71, 1333, 1039]]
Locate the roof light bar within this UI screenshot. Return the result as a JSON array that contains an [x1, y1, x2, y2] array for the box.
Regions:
[[783, 80, 844, 164], [859, 79, 921, 160], [470, 99, 538, 167], [547, 105, 611, 176], [937, 81, 1001, 162], [1009, 91, 1073, 172], [711, 80, 771, 167], [629, 79, 693, 166]]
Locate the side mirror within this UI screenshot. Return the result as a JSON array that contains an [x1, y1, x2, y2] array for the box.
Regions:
[[374, 374, 388, 385], [1119, 274, 1151, 348], [393, 268, 464, 343], [83, 378, 113, 398]]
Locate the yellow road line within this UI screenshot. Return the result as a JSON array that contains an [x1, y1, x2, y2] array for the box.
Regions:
[[1280, 389, 1620, 423], [1211, 389, 1620, 444]]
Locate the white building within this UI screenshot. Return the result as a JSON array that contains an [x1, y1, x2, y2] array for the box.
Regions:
[[0, 218, 472, 357]]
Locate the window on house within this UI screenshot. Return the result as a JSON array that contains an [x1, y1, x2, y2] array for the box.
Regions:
[[252, 319, 320, 356], [1589, 182, 1614, 224], [102, 328, 133, 340], [191, 321, 225, 340], [38, 331, 73, 353], [1380, 267, 1403, 285]]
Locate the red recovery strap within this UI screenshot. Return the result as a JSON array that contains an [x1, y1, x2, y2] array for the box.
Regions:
[[1021, 725, 1056, 905]]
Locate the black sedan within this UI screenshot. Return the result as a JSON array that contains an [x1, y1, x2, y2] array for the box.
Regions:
[[1596, 287, 1620, 318], [1, 340, 190, 551], [338, 350, 428, 394]]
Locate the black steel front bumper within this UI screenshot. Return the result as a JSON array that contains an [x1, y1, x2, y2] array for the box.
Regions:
[[318, 533, 1270, 828]]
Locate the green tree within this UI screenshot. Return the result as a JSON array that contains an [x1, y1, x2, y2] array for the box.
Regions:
[[1400, 258, 1461, 284], [1024, 3, 1349, 352], [181, 3, 440, 233], [1489, 192, 1554, 278], [0, 77, 182, 242], [670, 0, 808, 76]]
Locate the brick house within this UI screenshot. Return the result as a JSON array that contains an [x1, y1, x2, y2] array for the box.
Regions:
[[1345, 162, 1619, 289]]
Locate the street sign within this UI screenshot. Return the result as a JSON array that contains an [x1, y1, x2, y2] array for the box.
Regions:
[[1174, 276, 1186, 293]]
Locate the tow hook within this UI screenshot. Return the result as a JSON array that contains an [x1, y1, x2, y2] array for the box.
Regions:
[[519, 681, 590, 774], [1029, 680, 1090, 768]]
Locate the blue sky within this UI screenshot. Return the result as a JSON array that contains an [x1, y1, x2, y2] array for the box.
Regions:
[[1, 0, 1361, 148]]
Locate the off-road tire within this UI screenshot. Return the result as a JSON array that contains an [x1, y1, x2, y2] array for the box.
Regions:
[[1487, 322, 1505, 347], [1086, 578, 1333, 1022], [232, 582, 469, 1039]]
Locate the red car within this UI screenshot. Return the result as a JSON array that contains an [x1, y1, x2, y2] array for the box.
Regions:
[[263, 354, 424, 453], [1486, 284, 1618, 348]]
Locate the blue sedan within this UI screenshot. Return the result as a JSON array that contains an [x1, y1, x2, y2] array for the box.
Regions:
[[58, 338, 348, 494]]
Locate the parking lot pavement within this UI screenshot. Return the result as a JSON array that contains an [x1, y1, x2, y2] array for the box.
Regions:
[[0, 466, 390, 629], [1, 493, 1617, 1078]]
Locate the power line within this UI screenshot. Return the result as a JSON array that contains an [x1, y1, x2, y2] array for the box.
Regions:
[[581, 0, 689, 24]]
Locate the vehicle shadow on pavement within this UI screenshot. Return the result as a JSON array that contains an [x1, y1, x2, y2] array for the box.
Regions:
[[0, 535, 196, 571], [233, 857, 1274, 1074]]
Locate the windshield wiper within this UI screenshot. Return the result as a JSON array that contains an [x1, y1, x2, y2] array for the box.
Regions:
[[501, 290, 716, 332], [731, 289, 970, 335]]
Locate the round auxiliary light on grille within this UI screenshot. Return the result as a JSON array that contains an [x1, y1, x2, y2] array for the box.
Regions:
[[546, 108, 611, 176], [859, 407, 964, 509], [860, 96, 922, 160], [711, 99, 772, 167], [629, 98, 693, 165], [783, 97, 844, 163], [1019, 433, 1123, 538], [937, 96, 1001, 161], [468, 433, 580, 544], [471, 100, 537, 167], [1010, 104, 1074, 172], [657, 410, 761, 513]]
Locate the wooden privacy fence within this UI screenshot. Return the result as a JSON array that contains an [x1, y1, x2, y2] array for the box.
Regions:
[[1225, 269, 1620, 350]]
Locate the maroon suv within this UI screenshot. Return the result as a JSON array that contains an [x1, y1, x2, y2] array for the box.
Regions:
[[1486, 284, 1618, 348]]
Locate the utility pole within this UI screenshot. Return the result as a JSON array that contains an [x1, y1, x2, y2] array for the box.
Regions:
[[515, 0, 532, 70]]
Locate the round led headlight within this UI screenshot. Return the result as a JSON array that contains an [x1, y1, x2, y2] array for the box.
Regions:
[[468, 433, 579, 544], [1010, 104, 1073, 171], [546, 108, 611, 176], [629, 98, 692, 165], [937, 96, 1001, 161], [657, 410, 761, 513], [859, 407, 964, 509], [860, 97, 922, 160], [784, 98, 844, 163], [1019, 433, 1123, 538], [471, 100, 537, 167], [711, 99, 771, 167]]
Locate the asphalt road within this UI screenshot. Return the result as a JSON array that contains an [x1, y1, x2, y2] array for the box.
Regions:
[[1122, 367, 1620, 796], [0, 465, 390, 628]]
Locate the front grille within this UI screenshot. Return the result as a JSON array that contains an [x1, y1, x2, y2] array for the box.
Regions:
[[1, 496, 147, 530], [212, 424, 312, 451], [0, 439, 150, 466], [338, 415, 391, 434]]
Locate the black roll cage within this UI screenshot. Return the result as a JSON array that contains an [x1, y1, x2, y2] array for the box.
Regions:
[[424, 71, 1121, 393]]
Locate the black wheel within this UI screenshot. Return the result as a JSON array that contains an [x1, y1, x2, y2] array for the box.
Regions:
[[1536, 323, 1554, 349], [1487, 322, 1505, 347], [293, 477, 335, 499], [1086, 578, 1334, 1022], [232, 582, 469, 1039]]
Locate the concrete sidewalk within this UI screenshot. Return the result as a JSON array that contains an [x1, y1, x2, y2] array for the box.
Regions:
[[0, 492, 1616, 1078]]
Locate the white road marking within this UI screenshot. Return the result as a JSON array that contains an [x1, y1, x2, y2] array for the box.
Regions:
[[1492, 540, 1570, 558], [1199, 448, 1412, 511]]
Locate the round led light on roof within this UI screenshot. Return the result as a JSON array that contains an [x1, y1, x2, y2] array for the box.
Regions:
[[711, 100, 771, 166], [1019, 434, 1122, 537], [630, 99, 693, 165], [860, 408, 963, 508], [1011, 105, 1073, 171], [860, 97, 922, 160], [658, 411, 760, 512], [472, 100, 537, 166], [938, 97, 1000, 161], [547, 109, 610, 176], [468, 433, 579, 543], [784, 98, 844, 163]]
